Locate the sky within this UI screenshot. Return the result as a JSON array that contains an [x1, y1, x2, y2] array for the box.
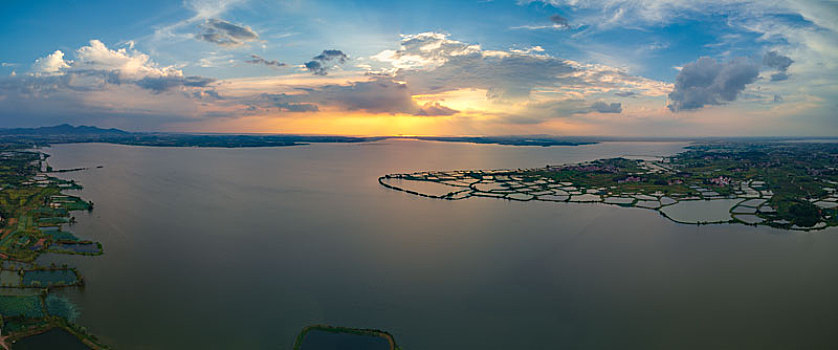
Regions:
[[0, 0, 836, 137]]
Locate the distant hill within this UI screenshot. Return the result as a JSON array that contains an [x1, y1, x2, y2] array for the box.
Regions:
[[0, 124, 372, 148], [0, 124, 129, 136], [0, 124, 607, 148]]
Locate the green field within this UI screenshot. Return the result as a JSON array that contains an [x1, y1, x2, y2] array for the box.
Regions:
[[0, 295, 44, 318], [0, 269, 23, 287]]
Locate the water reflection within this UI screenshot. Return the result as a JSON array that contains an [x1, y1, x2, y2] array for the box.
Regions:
[[38, 140, 838, 349]]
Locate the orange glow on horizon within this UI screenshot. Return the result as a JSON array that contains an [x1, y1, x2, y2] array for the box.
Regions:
[[182, 111, 469, 137]]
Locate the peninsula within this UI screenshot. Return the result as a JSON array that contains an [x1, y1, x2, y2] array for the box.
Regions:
[[0, 148, 107, 348], [380, 142, 838, 230]]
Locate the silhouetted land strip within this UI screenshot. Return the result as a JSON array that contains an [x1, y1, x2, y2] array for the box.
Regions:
[[3, 124, 837, 149]]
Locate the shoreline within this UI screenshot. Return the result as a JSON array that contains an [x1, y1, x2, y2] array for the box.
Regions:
[[378, 142, 838, 232]]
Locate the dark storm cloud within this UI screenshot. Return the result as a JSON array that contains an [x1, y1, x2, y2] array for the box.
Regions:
[[304, 49, 348, 75], [614, 91, 636, 97], [245, 55, 286, 68], [762, 51, 793, 81], [667, 57, 760, 111], [591, 101, 622, 113], [196, 19, 259, 47]]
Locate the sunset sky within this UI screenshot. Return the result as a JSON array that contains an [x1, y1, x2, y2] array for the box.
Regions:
[[1, 0, 836, 136]]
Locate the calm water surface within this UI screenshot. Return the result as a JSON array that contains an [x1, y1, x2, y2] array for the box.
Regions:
[[41, 140, 838, 349]]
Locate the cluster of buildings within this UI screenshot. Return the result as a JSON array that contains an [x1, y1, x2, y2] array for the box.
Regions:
[[708, 176, 731, 186]]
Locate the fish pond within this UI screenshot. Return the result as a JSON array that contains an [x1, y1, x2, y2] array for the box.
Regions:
[[12, 328, 90, 350], [22, 269, 79, 287], [659, 199, 743, 224]]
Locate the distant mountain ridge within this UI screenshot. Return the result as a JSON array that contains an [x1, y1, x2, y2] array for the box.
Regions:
[[0, 124, 129, 135], [0, 124, 370, 148]]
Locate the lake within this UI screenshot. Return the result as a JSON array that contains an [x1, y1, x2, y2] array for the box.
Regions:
[[41, 140, 838, 349]]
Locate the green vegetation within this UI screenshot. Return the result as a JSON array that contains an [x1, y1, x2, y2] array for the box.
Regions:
[[48, 242, 103, 256], [382, 142, 838, 230], [0, 295, 43, 318], [41, 230, 80, 241], [0, 144, 109, 348]]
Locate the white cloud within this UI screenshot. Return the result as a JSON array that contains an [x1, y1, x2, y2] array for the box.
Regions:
[[371, 32, 486, 71], [32, 50, 71, 75], [0, 39, 223, 128], [370, 32, 670, 103], [71, 40, 182, 81]]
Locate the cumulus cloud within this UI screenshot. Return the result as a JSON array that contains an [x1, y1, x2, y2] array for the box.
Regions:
[[28, 40, 219, 94], [374, 33, 576, 99], [32, 50, 71, 75], [371, 32, 481, 70], [762, 51, 793, 81], [667, 56, 760, 111], [372, 32, 669, 104], [69, 40, 183, 81], [0, 39, 219, 126], [196, 18, 259, 47], [245, 54, 286, 68], [304, 50, 349, 75], [591, 101, 622, 113]]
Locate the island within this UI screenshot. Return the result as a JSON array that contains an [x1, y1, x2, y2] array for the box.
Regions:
[[380, 142, 838, 230], [0, 148, 108, 348]]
